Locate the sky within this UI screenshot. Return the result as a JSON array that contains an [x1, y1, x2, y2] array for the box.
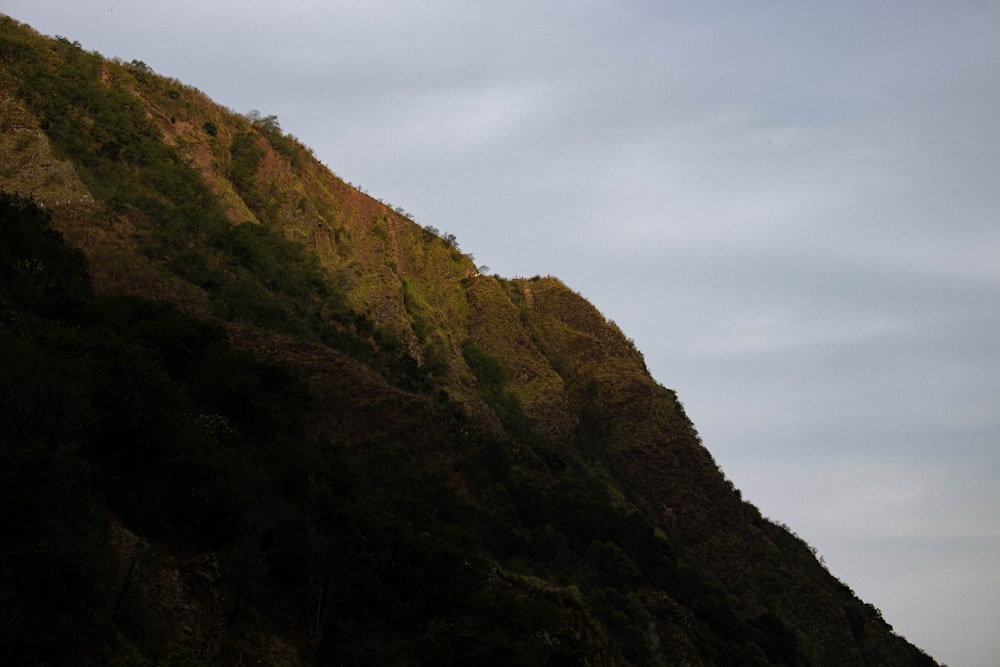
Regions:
[[4, 1, 998, 664]]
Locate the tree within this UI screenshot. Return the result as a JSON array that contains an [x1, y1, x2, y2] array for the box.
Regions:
[[246, 109, 281, 134]]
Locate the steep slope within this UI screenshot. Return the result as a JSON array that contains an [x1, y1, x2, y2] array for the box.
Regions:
[[0, 15, 938, 666]]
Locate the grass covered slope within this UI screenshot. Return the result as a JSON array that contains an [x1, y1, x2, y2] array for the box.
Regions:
[[0, 15, 939, 666]]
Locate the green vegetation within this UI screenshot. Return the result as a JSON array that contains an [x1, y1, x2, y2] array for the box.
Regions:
[[0, 192, 822, 666], [463, 339, 536, 439], [0, 194, 588, 665], [0, 18, 437, 389], [246, 109, 306, 165], [2, 31, 206, 213], [227, 131, 267, 213], [0, 16, 940, 666]]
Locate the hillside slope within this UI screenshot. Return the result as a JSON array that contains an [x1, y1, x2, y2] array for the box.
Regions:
[[0, 16, 938, 666]]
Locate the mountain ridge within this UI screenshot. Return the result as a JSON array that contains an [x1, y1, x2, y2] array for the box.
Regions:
[[0, 15, 939, 666]]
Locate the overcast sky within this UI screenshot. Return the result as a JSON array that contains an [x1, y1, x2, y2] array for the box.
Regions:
[[5, 2, 999, 664]]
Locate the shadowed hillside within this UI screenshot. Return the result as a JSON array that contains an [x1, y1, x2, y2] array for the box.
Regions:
[[0, 15, 939, 666]]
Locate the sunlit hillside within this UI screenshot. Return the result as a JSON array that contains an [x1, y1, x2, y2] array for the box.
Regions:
[[0, 15, 939, 666]]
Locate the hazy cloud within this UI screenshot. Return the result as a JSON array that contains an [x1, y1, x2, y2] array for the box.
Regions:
[[5, 2, 1000, 665]]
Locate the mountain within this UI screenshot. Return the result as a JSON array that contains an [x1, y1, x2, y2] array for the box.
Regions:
[[0, 16, 939, 666]]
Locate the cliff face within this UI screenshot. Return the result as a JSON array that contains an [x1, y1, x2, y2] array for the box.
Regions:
[[0, 15, 938, 666]]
